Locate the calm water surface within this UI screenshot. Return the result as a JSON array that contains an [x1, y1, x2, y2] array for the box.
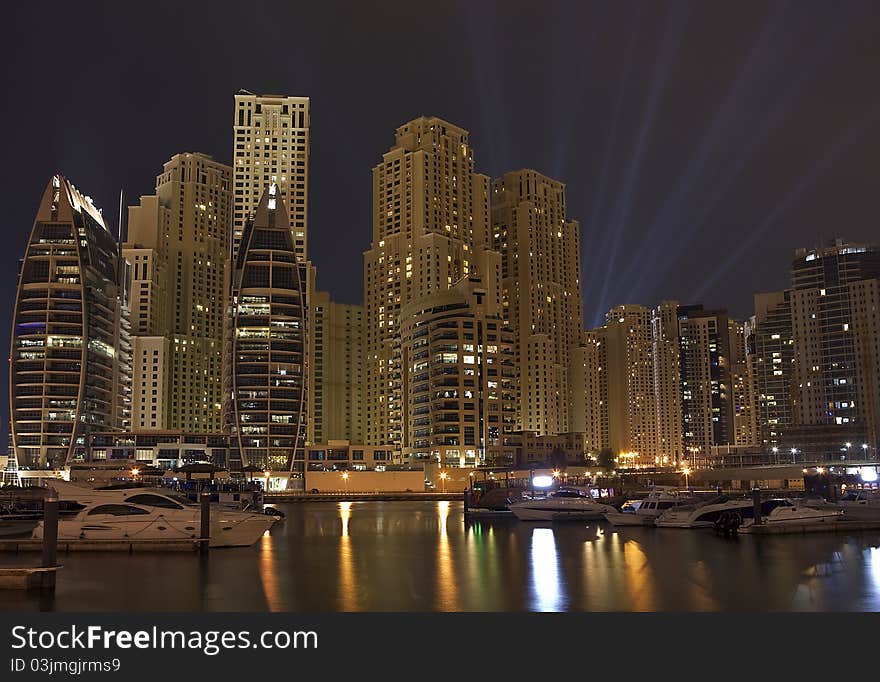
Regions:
[[4, 500, 880, 611]]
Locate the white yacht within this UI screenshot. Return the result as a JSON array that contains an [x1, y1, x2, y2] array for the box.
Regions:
[[604, 487, 697, 527], [802, 490, 880, 521], [31, 483, 274, 547], [738, 504, 844, 532], [509, 487, 617, 521], [655, 496, 794, 529]]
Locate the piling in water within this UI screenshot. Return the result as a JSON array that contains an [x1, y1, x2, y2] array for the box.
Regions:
[[752, 488, 763, 525], [199, 491, 211, 554]]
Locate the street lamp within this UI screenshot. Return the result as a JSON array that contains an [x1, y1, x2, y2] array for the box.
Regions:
[[682, 465, 691, 489], [264, 470, 271, 492], [341, 471, 349, 492], [439, 471, 447, 493], [790, 448, 797, 463], [771, 447, 779, 465], [131, 467, 140, 479]]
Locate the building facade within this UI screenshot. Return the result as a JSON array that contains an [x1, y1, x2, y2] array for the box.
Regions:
[[232, 90, 309, 262], [399, 276, 515, 467], [568, 328, 610, 458], [678, 306, 734, 467], [9, 175, 131, 469], [363, 116, 494, 448], [602, 305, 657, 466], [748, 290, 795, 451], [789, 239, 880, 456], [651, 300, 684, 465], [310, 295, 365, 445], [125, 153, 231, 433], [491, 169, 583, 436], [224, 184, 308, 477]]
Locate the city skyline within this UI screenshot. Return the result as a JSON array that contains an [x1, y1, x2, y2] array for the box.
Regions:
[[3, 1, 880, 455]]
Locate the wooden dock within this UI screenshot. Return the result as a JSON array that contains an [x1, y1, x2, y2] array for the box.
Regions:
[[0, 565, 62, 590], [0, 538, 207, 552], [740, 520, 880, 535], [266, 492, 463, 502]]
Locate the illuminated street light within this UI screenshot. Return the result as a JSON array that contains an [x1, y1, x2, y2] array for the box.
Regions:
[[131, 467, 140, 478], [682, 466, 691, 489], [342, 470, 349, 492], [439, 471, 448, 493]]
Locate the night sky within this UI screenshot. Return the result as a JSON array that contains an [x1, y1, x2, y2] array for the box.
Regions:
[[2, 1, 879, 450]]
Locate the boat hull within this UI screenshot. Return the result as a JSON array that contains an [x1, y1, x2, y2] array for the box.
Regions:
[[32, 512, 274, 548], [510, 505, 611, 521], [604, 512, 656, 527]]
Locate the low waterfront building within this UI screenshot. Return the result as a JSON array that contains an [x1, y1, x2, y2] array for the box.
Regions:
[[305, 440, 401, 471], [83, 430, 232, 470]]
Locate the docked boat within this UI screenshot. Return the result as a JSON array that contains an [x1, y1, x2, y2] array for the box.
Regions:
[[802, 490, 880, 521], [738, 504, 844, 532], [30, 483, 274, 547], [655, 496, 794, 529], [604, 487, 699, 527], [509, 487, 617, 521]]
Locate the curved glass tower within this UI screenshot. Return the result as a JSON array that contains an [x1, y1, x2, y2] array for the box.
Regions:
[[9, 175, 129, 470], [225, 184, 307, 477]]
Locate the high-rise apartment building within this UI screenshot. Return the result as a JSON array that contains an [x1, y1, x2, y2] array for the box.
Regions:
[[125, 153, 231, 432], [232, 91, 309, 262], [568, 329, 609, 457], [399, 275, 515, 467], [310, 292, 365, 444], [602, 305, 657, 466], [678, 306, 734, 467], [789, 239, 880, 454], [748, 290, 795, 450], [225, 184, 308, 477], [363, 117, 495, 448], [651, 300, 684, 465], [728, 318, 757, 447], [491, 170, 583, 436], [10, 175, 131, 469]]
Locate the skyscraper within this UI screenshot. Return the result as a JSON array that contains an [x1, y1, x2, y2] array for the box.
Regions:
[[748, 290, 795, 451], [10, 176, 130, 469], [602, 305, 657, 466], [225, 184, 308, 478], [399, 275, 515, 467], [125, 153, 231, 432], [363, 117, 494, 449], [728, 318, 757, 447], [678, 306, 734, 467], [232, 91, 309, 262], [651, 300, 684, 465], [568, 329, 609, 458], [310, 292, 365, 444], [491, 169, 583, 436], [789, 239, 880, 456]]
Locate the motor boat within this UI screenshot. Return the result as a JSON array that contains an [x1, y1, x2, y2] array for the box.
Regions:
[[604, 487, 700, 527], [30, 483, 274, 547], [508, 486, 617, 521], [654, 496, 795, 529], [802, 490, 880, 521], [738, 504, 844, 532]]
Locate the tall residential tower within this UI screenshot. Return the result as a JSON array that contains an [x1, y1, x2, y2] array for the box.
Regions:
[[125, 153, 231, 432], [491, 170, 583, 436], [363, 117, 496, 451]]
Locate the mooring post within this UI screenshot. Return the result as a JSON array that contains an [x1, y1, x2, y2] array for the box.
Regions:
[[199, 491, 211, 554], [41, 488, 59, 590], [752, 487, 762, 525]]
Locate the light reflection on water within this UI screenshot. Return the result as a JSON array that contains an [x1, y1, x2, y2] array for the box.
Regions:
[[6, 501, 880, 612], [530, 528, 563, 611]]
